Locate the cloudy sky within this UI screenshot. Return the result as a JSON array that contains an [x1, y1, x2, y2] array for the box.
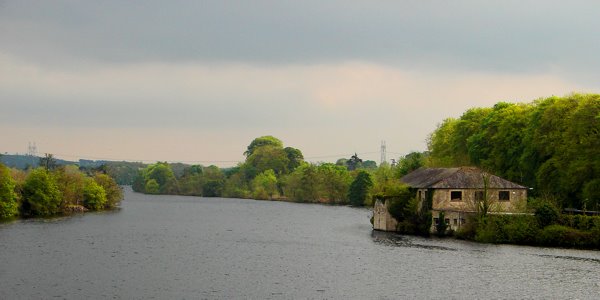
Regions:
[[2, 1, 599, 166]]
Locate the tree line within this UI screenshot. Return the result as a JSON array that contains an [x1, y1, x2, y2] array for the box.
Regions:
[[0, 159, 122, 219], [426, 93, 599, 211], [132, 136, 388, 206]]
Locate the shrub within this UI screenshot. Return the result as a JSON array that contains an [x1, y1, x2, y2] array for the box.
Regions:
[[436, 211, 448, 236], [83, 179, 107, 210], [0, 164, 19, 218], [94, 174, 123, 209], [536, 225, 592, 248], [535, 202, 560, 227], [22, 168, 62, 216]]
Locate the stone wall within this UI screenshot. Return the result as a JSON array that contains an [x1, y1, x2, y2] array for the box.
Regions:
[[431, 188, 527, 212], [373, 199, 397, 231]]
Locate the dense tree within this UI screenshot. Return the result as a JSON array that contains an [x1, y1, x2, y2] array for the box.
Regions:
[[252, 169, 278, 200], [348, 170, 373, 206], [83, 179, 107, 210], [317, 163, 351, 204], [93, 173, 123, 209], [39, 153, 58, 171], [283, 147, 304, 172], [427, 94, 600, 209], [395, 152, 426, 178], [244, 136, 283, 157], [22, 168, 62, 216], [145, 162, 179, 194], [346, 153, 363, 171], [246, 145, 290, 175], [54, 165, 86, 208], [0, 164, 19, 218]]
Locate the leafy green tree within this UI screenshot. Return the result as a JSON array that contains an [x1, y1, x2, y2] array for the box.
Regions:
[[222, 171, 251, 198], [83, 179, 107, 210], [317, 163, 351, 204], [39, 153, 58, 171], [283, 163, 320, 202], [144, 162, 179, 194], [22, 168, 62, 216], [246, 145, 290, 175], [145, 179, 160, 194], [426, 94, 600, 209], [202, 165, 225, 197], [284, 147, 304, 172], [395, 152, 426, 178], [54, 165, 85, 208], [346, 153, 363, 171], [582, 179, 600, 211], [0, 164, 19, 218], [252, 169, 278, 199], [94, 173, 123, 208], [348, 170, 373, 206], [244, 136, 283, 157]]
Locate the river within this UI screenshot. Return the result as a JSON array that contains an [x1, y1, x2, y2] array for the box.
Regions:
[[1, 187, 599, 299]]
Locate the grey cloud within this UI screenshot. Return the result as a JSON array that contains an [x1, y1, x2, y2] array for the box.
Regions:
[[2, 0, 600, 78]]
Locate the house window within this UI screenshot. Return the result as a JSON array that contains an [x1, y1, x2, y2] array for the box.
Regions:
[[475, 191, 484, 201], [418, 190, 422, 200], [445, 218, 450, 226], [434, 218, 439, 225], [453, 219, 458, 225], [460, 218, 466, 224], [450, 191, 463, 201], [499, 191, 510, 201]]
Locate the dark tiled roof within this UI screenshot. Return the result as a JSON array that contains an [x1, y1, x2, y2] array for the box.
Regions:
[[400, 167, 527, 189]]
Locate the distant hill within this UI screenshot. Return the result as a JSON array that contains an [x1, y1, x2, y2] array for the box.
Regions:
[[0, 154, 76, 169]]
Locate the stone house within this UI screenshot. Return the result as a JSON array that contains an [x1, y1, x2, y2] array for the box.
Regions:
[[373, 167, 528, 232]]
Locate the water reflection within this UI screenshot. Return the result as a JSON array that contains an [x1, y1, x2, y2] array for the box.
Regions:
[[371, 230, 457, 251]]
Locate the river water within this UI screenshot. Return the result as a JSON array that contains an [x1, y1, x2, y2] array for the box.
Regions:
[[1, 187, 599, 299]]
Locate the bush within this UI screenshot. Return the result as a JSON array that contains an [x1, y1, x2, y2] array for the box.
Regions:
[[83, 179, 107, 210], [94, 174, 123, 209], [436, 211, 448, 236], [455, 216, 478, 240], [0, 164, 19, 218], [535, 202, 560, 227], [22, 168, 62, 216], [536, 225, 592, 248]]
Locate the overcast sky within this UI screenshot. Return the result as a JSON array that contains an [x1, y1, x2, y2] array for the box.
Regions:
[[2, 1, 599, 166]]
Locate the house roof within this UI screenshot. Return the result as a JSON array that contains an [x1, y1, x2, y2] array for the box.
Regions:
[[400, 167, 527, 189]]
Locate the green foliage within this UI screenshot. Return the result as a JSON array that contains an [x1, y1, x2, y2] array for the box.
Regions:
[[22, 168, 62, 216], [316, 163, 351, 204], [246, 145, 290, 175], [382, 183, 413, 221], [535, 202, 560, 227], [427, 94, 600, 209], [475, 215, 540, 245], [54, 165, 86, 208], [83, 179, 107, 210], [244, 136, 283, 157], [202, 180, 223, 197], [536, 225, 594, 248], [346, 153, 363, 171], [436, 211, 448, 236], [94, 173, 123, 208], [0, 164, 19, 218], [582, 179, 600, 211], [39, 153, 58, 171], [145, 179, 160, 194], [283, 147, 304, 172], [348, 170, 373, 206], [283, 163, 320, 202], [252, 169, 278, 200], [144, 162, 179, 194], [103, 161, 146, 185], [395, 152, 426, 178]]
